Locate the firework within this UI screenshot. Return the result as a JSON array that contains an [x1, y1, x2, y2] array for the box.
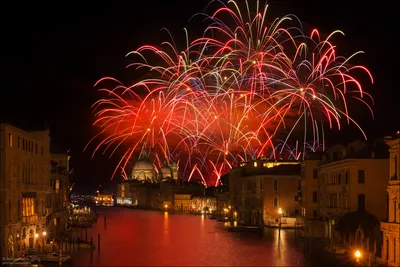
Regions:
[[87, 0, 373, 187]]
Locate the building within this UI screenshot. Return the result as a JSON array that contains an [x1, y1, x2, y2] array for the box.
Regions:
[[94, 193, 114, 207], [381, 135, 400, 266], [174, 193, 191, 213], [190, 196, 217, 213], [215, 174, 230, 219], [0, 123, 52, 258], [298, 153, 326, 238], [317, 141, 389, 244], [229, 158, 300, 226], [48, 153, 70, 236], [116, 151, 204, 210]]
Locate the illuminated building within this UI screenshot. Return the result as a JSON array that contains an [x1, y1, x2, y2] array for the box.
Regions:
[[381, 135, 400, 266], [49, 154, 70, 235], [229, 159, 301, 225], [94, 193, 114, 206], [317, 141, 389, 246], [0, 123, 52, 258], [116, 152, 182, 208], [174, 193, 191, 213], [190, 196, 217, 213]]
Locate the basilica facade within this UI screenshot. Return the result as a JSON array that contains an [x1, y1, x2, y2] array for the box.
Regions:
[[130, 150, 178, 183]]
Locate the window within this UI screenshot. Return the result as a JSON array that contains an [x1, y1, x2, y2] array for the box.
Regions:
[[18, 137, 20, 149], [345, 172, 349, 184], [358, 170, 365, 184], [273, 179, 278, 191], [358, 194, 365, 211], [313, 168, 317, 178], [8, 133, 12, 147], [294, 195, 298, 202], [41, 146, 43, 155], [253, 161, 257, 167], [338, 173, 342, 185], [260, 180, 263, 190], [312, 191, 318, 203], [273, 196, 278, 208], [35, 143, 38, 154], [312, 210, 318, 218], [22, 139, 25, 150]]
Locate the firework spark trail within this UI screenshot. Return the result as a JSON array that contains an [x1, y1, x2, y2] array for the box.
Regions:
[[88, 0, 374, 187]]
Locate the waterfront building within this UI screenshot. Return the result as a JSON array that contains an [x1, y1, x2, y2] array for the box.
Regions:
[[317, 141, 389, 246], [215, 174, 230, 219], [381, 135, 400, 266], [297, 152, 325, 238], [174, 192, 191, 213], [229, 159, 300, 226], [190, 196, 217, 213], [49, 153, 70, 235], [94, 193, 114, 207], [116, 152, 204, 210], [0, 123, 51, 258]]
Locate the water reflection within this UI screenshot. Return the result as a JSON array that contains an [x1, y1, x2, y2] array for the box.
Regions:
[[71, 208, 309, 266]]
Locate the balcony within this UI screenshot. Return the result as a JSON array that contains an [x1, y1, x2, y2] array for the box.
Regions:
[[22, 215, 38, 225]]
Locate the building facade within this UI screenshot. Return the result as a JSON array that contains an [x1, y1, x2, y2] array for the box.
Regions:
[[229, 159, 300, 226], [49, 154, 70, 236], [174, 193, 191, 212], [0, 123, 52, 258], [381, 136, 400, 266]]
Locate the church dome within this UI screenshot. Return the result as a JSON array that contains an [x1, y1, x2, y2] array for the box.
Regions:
[[131, 156, 157, 182], [132, 157, 154, 171], [160, 161, 172, 179]]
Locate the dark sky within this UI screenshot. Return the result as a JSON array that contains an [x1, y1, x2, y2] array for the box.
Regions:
[[2, 0, 399, 193]]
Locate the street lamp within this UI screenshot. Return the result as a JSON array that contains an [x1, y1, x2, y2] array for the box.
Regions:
[[42, 230, 47, 251], [278, 208, 283, 235], [355, 250, 362, 265], [331, 219, 335, 253]]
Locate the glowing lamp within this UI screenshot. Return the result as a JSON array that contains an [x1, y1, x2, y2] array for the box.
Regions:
[[355, 250, 361, 258]]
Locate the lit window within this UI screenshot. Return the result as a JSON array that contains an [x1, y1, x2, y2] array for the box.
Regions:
[[8, 133, 12, 147], [254, 162, 258, 167]]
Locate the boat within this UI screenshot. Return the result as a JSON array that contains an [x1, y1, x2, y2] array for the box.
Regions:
[[43, 252, 71, 262], [226, 225, 263, 233], [78, 242, 96, 249]]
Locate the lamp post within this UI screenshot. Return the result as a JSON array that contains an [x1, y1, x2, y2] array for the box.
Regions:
[[278, 208, 283, 236], [42, 231, 47, 252], [355, 250, 362, 265], [331, 219, 335, 253], [34, 233, 39, 250]]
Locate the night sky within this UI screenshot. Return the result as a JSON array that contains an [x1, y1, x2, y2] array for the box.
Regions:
[[2, 0, 399, 193]]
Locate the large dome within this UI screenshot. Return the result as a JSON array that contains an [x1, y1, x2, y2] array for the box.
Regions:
[[132, 157, 154, 171], [131, 156, 157, 182]]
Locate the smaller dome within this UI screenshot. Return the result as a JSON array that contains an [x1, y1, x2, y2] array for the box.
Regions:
[[160, 161, 172, 179]]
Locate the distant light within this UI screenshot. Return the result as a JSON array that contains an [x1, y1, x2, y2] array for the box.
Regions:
[[214, 116, 217, 119], [147, 128, 150, 131], [252, 60, 256, 64], [224, 76, 227, 80], [355, 250, 361, 258]]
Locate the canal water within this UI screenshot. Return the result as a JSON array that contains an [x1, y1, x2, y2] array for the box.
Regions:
[[70, 207, 314, 266]]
